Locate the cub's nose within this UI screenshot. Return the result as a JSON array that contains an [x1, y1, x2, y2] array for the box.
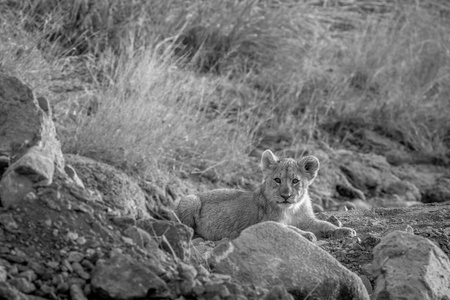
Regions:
[[280, 194, 291, 201]]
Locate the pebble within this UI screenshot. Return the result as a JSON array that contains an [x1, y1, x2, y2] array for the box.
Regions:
[[0, 265, 7, 281], [68, 251, 84, 263], [62, 259, 73, 273], [0, 214, 18, 231], [72, 262, 90, 280], [52, 274, 65, 286], [46, 261, 60, 269], [17, 270, 37, 282], [56, 282, 69, 294], [178, 262, 198, 281], [28, 261, 46, 276], [1, 253, 26, 264], [70, 284, 88, 300], [40, 283, 55, 295], [81, 259, 95, 272], [9, 277, 36, 293], [76, 237, 86, 245], [66, 232, 79, 241]]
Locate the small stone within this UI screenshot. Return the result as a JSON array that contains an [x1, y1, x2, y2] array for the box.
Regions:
[[17, 270, 37, 282], [122, 237, 134, 245], [192, 238, 204, 245], [209, 273, 232, 282], [404, 224, 414, 234], [52, 274, 65, 286], [70, 284, 88, 300], [179, 279, 195, 295], [40, 271, 53, 281], [66, 232, 78, 241], [178, 262, 198, 281], [109, 248, 123, 257], [83, 283, 91, 297], [0, 266, 7, 281], [56, 282, 69, 293], [46, 261, 59, 270], [360, 235, 380, 249], [72, 262, 90, 280], [263, 285, 294, 300], [192, 282, 206, 296], [2, 254, 26, 264], [338, 205, 348, 212], [0, 214, 19, 231], [81, 259, 95, 272], [23, 192, 37, 201], [76, 237, 86, 245], [351, 243, 364, 251], [9, 277, 36, 293], [110, 216, 136, 229], [85, 249, 96, 258], [67, 277, 86, 287], [68, 251, 84, 263], [39, 283, 54, 295], [62, 260, 73, 273]]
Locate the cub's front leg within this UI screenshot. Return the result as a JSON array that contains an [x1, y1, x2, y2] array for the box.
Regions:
[[304, 219, 356, 239], [286, 225, 317, 243]]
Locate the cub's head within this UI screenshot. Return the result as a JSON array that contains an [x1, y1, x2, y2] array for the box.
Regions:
[[261, 149, 319, 206]]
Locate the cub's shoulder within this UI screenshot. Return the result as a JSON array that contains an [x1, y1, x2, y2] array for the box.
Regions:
[[196, 188, 251, 203]]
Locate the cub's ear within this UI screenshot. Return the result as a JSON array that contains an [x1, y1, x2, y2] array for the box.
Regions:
[[261, 150, 279, 172], [298, 156, 320, 183]]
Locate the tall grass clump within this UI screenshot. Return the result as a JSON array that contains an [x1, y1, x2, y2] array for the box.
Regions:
[[8, 0, 450, 181], [325, 1, 450, 160], [61, 47, 260, 180]]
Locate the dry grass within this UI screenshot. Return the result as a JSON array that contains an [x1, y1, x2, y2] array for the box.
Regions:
[[60, 48, 261, 180], [2, 0, 450, 184]]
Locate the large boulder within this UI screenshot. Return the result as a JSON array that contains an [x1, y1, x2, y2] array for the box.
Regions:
[[372, 230, 450, 300], [208, 221, 370, 300], [0, 74, 65, 208]]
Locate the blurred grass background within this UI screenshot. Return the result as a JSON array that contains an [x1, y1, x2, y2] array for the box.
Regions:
[[1, 0, 449, 185]]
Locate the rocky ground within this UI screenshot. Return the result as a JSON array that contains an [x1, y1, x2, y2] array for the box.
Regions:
[[1, 71, 450, 299]]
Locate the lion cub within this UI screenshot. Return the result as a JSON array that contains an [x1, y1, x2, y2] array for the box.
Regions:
[[175, 150, 356, 241]]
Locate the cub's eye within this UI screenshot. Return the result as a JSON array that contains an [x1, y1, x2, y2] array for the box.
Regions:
[[274, 178, 281, 184], [292, 179, 299, 184]]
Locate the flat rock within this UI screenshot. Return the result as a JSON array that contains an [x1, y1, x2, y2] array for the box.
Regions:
[[90, 253, 168, 299], [208, 221, 369, 300], [372, 230, 450, 300]]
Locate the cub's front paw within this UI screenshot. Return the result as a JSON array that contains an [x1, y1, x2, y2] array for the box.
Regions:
[[332, 227, 357, 238], [301, 231, 317, 243], [287, 226, 317, 243]]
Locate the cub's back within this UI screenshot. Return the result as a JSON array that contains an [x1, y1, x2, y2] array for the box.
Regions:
[[176, 189, 262, 240]]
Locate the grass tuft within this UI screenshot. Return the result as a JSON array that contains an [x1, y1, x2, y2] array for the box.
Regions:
[[2, 0, 450, 186]]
